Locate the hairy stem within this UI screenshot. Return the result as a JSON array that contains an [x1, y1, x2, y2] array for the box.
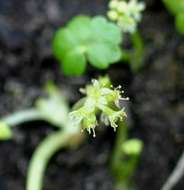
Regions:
[[26, 131, 72, 190], [2, 109, 43, 127]]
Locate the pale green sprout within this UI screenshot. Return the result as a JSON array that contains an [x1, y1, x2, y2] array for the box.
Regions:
[[0, 122, 12, 140], [108, 0, 145, 33], [122, 138, 143, 155], [69, 76, 128, 137]]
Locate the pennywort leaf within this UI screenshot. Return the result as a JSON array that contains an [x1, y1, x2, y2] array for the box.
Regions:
[[52, 15, 123, 76]]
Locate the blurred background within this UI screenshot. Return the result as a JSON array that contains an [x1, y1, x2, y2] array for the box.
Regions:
[[0, 0, 184, 190]]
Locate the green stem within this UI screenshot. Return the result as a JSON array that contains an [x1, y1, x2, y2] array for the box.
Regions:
[[130, 31, 144, 72], [111, 121, 136, 190], [26, 131, 72, 190], [111, 121, 128, 180], [111, 121, 141, 190], [121, 50, 131, 62], [2, 109, 43, 127], [121, 32, 144, 72]]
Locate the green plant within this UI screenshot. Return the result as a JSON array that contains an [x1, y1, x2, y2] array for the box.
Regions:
[[0, 83, 83, 190], [0, 76, 143, 190], [108, 0, 145, 72], [163, 0, 184, 34], [69, 76, 128, 136], [65, 76, 143, 189], [52, 0, 145, 75]]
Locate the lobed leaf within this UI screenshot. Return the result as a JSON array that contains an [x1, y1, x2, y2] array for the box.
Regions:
[[52, 15, 123, 76], [62, 49, 86, 75]]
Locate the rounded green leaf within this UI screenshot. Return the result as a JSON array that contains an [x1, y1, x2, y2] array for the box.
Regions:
[[0, 122, 12, 140], [87, 43, 112, 69], [87, 42, 121, 68], [62, 49, 86, 75], [67, 15, 92, 41], [108, 45, 122, 64], [52, 15, 123, 75], [52, 28, 79, 60], [176, 13, 184, 34], [91, 16, 122, 44]]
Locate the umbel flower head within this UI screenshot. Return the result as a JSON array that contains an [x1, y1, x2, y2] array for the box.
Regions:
[[107, 0, 145, 33], [69, 76, 128, 137]]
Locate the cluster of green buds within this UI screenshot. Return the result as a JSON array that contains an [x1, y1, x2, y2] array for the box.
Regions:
[[107, 0, 145, 33], [69, 76, 128, 137]]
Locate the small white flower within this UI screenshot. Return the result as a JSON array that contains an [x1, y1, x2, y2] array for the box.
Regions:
[[117, 1, 128, 13], [108, 0, 145, 33], [69, 76, 128, 137]]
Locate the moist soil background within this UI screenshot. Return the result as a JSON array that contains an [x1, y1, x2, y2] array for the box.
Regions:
[[0, 0, 184, 190]]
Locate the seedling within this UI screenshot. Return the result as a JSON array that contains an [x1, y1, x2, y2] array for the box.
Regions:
[[0, 77, 143, 190], [163, 0, 184, 34], [52, 0, 145, 75]]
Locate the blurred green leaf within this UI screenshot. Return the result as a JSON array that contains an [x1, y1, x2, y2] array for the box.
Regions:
[[68, 15, 91, 41], [62, 49, 86, 75], [53, 28, 79, 59], [87, 42, 121, 68], [91, 16, 122, 44], [52, 15, 123, 76]]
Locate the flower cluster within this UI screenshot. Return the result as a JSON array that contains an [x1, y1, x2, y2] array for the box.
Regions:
[[107, 0, 145, 33], [69, 76, 128, 137]]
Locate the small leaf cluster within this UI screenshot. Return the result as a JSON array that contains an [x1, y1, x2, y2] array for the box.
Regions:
[[69, 76, 128, 137], [163, 0, 184, 34], [107, 0, 145, 33], [53, 16, 122, 76]]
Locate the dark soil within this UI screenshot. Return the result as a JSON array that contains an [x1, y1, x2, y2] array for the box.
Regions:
[[0, 0, 184, 190]]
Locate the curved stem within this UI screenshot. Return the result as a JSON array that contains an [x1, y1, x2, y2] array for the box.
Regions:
[[161, 151, 184, 190], [2, 109, 43, 127], [26, 131, 72, 190]]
